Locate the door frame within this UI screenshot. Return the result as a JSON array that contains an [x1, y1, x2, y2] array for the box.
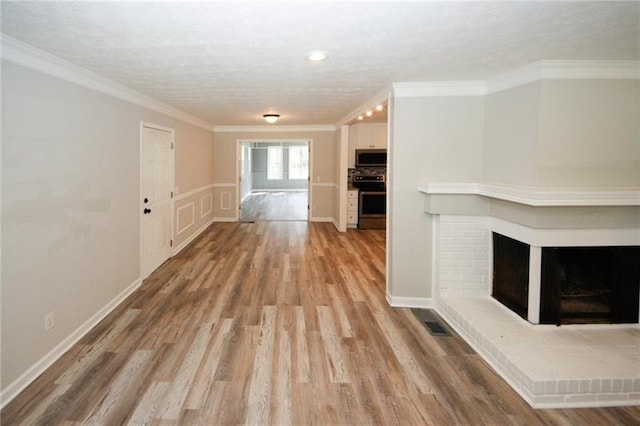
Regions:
[[139, 121, 176, 279], [236, 139, 312, 222]]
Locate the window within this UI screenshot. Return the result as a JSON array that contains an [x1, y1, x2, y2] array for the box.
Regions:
[[267, 146, 283, 180], [288, 145, 309, 180]]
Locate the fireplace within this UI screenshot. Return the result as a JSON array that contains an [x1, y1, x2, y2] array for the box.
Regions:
[[423, 179, 640, 407], [492, 231, 640, 325]]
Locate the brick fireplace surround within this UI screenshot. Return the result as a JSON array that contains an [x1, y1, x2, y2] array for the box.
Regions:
[[419, 184, 640, 408]]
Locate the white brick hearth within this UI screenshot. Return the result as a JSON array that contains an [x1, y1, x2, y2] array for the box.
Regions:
[[433, 212, 640, 408], [437, 297, 640, 408]]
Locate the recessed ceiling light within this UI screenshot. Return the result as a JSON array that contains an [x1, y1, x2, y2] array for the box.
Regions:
[[306, 50, 328, 62], [366, 110, 373, 117], [358, 115, 364, 121], [376, 104, 384, 111]]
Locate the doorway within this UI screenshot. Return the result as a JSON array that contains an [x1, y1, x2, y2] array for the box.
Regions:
[[238, 140, 311, 221], [140, 122, 174, 279]]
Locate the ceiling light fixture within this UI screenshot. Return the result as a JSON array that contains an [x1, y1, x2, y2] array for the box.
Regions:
[[366, 110, 373, 117], [376, 104, 383, 111], [306, 50, 328, 62], [358, 115, 364, 121], [263, 114, 280, 124]]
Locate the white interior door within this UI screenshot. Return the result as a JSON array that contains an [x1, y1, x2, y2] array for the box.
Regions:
[[141, 124, 174, 279]]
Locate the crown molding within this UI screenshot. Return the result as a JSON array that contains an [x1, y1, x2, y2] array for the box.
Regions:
[[393, 61, 640, 99], [213, 124, 336, 133], [392, 81, 486, 98], [485, 60, 640, 94], [0, 34, 214, 131]]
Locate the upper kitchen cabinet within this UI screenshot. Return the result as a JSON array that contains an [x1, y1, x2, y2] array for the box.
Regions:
[[353, 123, 387, 149], [348, 123, 387, 166]]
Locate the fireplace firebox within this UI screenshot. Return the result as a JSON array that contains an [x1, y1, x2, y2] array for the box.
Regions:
[[492, 232, 640, 325], [540, 246, 640, 325]]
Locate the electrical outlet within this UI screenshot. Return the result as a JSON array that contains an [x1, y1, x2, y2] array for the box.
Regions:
[[44, 311, 55, 331]]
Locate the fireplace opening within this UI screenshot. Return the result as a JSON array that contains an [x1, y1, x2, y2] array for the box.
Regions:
[[492, 233, 529, 320], [540, 246, 640, 325], [492, 231, 640, 326]]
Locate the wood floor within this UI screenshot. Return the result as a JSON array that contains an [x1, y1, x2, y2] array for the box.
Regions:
[[3, 222, 639, 425], [241, 191, 307, 222]]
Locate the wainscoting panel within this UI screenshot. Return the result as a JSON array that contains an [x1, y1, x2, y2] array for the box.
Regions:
[[173, 184, 215, 249], [201, 193, 213, 218], [176, 202, 195, 235]]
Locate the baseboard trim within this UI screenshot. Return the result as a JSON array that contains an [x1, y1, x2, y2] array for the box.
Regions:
[[310, 217, 334, 223], [213, 217, 238, 222], [0, 277, 143, 409], [385, 292, 435, 309], [173, 219, 214, 255]]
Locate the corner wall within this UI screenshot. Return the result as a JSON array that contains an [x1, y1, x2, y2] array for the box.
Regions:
[[389, 64, 640, 307], [387, 94, 484, 301]]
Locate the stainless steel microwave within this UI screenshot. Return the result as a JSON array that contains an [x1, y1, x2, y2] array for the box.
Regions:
[[355, 149, 387, 167]]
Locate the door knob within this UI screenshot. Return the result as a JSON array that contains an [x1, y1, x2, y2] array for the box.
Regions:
[[144, 198, 149, 204], [144, 208, 151, 214]]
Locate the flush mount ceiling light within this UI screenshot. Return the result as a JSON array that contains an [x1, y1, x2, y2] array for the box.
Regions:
[[306, 50, 328, 62], [263, 114, 280, 124]]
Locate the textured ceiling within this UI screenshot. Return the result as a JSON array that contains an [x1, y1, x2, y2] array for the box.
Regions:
[[1, 2, 638, 126]]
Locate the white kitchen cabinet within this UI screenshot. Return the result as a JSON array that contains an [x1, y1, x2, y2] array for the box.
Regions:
[[347, 189, 359, 227], [355, 124, 374, 149], [371, 123, 387, 149], [348, 123, 388, 167]]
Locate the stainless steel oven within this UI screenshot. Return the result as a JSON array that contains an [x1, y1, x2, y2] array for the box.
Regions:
[[351, 168, 386, 230], [358, 190, 386, 229]]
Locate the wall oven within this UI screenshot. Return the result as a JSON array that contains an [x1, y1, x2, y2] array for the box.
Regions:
[[351, 172, 386, 230], [358, 191, 386, 229]]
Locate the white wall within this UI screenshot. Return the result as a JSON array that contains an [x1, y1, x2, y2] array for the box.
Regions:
[[537, 79, 640, 188], [1, 60, 214, 392], [483, 79, 640, 189], [388, 94, 484, 299], [483, 82, 541, 187]]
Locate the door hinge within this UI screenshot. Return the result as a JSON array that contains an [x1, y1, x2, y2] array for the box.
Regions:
[[307, 204, 310, 210], [170, 191, 174, 198], [170, 239, 173, 247], [171, 142, 174, 149]]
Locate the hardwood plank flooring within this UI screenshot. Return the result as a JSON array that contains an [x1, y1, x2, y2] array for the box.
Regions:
[[240, 191, 308, 221], [2, 222, 640, 425]]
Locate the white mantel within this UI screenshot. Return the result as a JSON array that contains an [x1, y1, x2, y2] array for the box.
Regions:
[[419, 182, 640, 207]]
